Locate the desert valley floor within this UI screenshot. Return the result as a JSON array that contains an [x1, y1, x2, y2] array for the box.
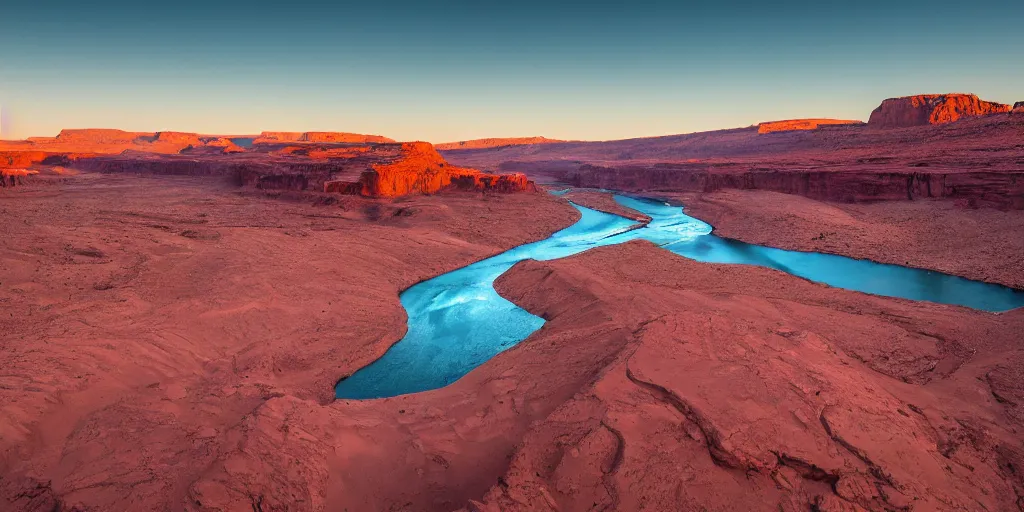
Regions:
[[3, 94, 1024, 511]]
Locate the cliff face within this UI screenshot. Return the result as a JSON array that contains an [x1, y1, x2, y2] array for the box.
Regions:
[[868, 94, 1011, 128], [1, 168, 39, 187], [1012, 101, 1024, 114], [757, 119, 863, 134], [566, 164, 1024, 209], [341, 142, 534, 197], [67, 140, 534, 198], [436, 137, 565, 151]]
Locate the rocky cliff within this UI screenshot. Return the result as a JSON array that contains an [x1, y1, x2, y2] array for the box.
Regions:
[[868, 94, 1011, 128], [329, 142, 534, 197], [566, 164, 1024, 209], [757, 119, 863, 134], [67, 140, 534, 198], [1013, 101, 1024, 114]]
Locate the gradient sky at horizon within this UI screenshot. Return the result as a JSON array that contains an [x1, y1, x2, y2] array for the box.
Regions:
[[1, 0, 1022, 142]]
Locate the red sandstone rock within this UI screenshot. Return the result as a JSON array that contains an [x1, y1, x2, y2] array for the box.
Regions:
[[757, 118, 863, 134], [868, 93, 1011, 128], [302, 132, 394, 143], [436, 137, 565, 151], [444, 113, 1024, 209], [355, 142, 534, 197], [1012, 101, 1024, 114], [0, 168, 39, 187], [56, 128, 149, 144], [58, 139, 534, 198], [253, 131, 395, 144]]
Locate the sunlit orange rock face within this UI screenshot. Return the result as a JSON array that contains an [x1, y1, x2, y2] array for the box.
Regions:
[[1012, 101, 1024, 114], [334, 142, 535, 197], [436, 137, 565, 150], [0, 168, 39, 187], [757, 119, 863, 134], [868, 93, 1011, 128], [14, 133, 537, 197]]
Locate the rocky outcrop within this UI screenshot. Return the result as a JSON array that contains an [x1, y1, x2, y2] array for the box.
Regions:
[[1, 168, 38, 187], [868, 94, 1011, 128], [1012, 101, 1024, 114], [67, 141, 535, 198], [436, 137, 566, 151], [334, 142, 534, 197], [55, 128, 148, 144], [303, 132, 394, 143], [757, 119, 863, 134], [566, 164, 1024, 209], [253, 131, 395, 144]]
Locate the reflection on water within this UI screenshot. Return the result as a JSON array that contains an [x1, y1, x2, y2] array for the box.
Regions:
[[336, 194, 1024, 400]]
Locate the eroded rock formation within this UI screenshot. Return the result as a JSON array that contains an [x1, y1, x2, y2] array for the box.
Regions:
[[345, 142, 534, 197], [868, 93, 1011, 128], [565, 164, 1024, 209], [253, 131, 395, 144], [757, 119, 863, 134]]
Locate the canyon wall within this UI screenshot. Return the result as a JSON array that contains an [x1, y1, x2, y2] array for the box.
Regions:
[[67, 141, 535, 197], [868, 94, 1011, 128], [566, 164, 1024, 209]]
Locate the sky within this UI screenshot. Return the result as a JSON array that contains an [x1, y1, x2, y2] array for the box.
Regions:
[[1, 0, 1022, 142]]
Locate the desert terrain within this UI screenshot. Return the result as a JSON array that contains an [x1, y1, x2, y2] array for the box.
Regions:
[[2, 92, 1024, 511]]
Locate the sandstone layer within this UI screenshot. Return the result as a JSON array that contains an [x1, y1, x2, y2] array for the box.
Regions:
[[0, 129, 534, 198], [868, 94, 1011, 128], [0, 172, 576, 511], [436, 137, 566, 151], [253, 131, 395, 144], [445, 113, 1024, 209], [757, 118, 863, 134], [3, 170, 1023, 511]]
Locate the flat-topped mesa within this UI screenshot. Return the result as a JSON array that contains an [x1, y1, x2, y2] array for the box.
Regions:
[[254, 131, 395, 144], [56, 128, 149, 144], [868, 93, 1011, 128], [436, 136, 565, 151], [757, 119, 864, 134], [303, 132, 394, 143], [326, 141, 536, 197]]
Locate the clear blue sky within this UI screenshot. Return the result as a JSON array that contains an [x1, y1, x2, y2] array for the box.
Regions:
[[1, 0, 1021, 142]]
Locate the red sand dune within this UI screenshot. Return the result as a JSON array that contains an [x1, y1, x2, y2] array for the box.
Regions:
[[757, 118, 864, 134], [436, 136, 566, 151], [868, 93, 1011, 128]]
